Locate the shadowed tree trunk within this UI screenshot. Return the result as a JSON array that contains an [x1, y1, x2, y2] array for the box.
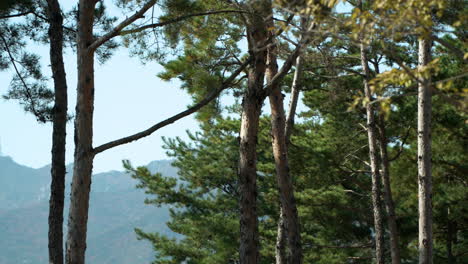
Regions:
[[377, 114, 401, 264], [47, 0, 68, 264], [46, 0, 68, 263], [417, 35, 433, 264]]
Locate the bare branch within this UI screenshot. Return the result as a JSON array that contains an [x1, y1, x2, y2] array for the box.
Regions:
[[89, 0, 157, 52], [388, 126, 411, 162], [90, 7, 247, 51], [119, 10, 249, 36], [93, 57, 251, 155], [0, 11, 31, 19]]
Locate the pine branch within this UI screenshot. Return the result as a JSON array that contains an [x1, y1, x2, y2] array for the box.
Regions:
[[431, 35, 466, 62], [0, 11, 31, 19], [89, 0, 157, 52], [0, 32, 44, 121], [90, 5, 246, 51]]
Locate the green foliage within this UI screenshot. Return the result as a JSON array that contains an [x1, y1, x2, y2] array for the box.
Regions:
[[116, 0, 467, 263]]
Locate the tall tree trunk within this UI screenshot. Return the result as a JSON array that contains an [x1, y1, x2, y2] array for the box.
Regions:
[[360, 39, 385, 264], [46, 0, 68, 263], [417, 36, 433, 264], [377, 114, 401, 264], [238, 92, 263, 264], [65, 1, 96, 263], [266, 15, 302, 263], [238, 3, 269, 263]]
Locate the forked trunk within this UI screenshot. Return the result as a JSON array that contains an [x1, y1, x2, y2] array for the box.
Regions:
[[266, 15, 302, 264], [275, 19, 304, 264]]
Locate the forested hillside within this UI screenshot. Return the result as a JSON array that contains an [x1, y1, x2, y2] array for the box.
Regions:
[[0, 0, 466, 264]]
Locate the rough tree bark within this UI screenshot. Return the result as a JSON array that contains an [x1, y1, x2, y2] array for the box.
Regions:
[[266, 13, 302, 264], [46, 0, 68, 263], [417, 36, 433, 264], [65, 1, 96, 263], [238, 2, 269, 263], [360, 37, 385, 264], [238, 87, 264, 264]]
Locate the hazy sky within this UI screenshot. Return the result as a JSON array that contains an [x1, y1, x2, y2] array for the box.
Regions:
[[0, 39, 203, 172]]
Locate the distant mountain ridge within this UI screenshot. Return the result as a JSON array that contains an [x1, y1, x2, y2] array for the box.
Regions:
[[0, 156, 175, 264]]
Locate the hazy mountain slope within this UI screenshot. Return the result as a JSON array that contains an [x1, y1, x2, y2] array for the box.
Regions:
[[0, 156, 175, 264], [0, 156, 50, 209]]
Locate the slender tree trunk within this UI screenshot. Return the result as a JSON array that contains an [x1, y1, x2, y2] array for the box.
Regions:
[[377, 114, 401, 264], [446, 207, 455, 264], [285, 55, 303, 145], [275, 208, 287, 264], [65, 1, 96, 263], [46, 1, 68, 263], [360, 40, 385, 264], [238, 3, 269, 263], [417, 36, 433, 264], [266, 15, 302, 263]]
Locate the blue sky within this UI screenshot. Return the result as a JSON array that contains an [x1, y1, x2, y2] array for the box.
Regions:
[[0, 42, 201, 172], [0, 1, 211, 173]]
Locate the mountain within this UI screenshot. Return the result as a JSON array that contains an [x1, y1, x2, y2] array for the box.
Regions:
[[0, 156, 176, 264]]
